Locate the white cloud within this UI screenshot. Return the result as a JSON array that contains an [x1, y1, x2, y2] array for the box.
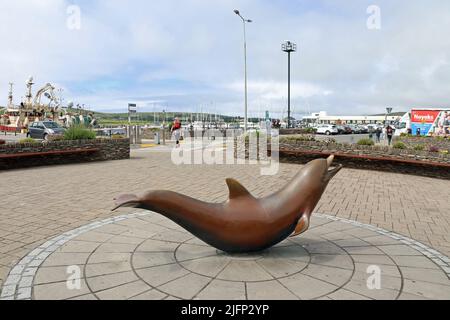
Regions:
[[1, 0, 450, 117]]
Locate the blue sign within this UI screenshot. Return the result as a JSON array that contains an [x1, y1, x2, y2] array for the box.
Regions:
[[411, 123, 433, 136]]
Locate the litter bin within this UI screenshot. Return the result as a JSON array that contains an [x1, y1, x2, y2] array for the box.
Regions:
[[154, 132, 161, 145]]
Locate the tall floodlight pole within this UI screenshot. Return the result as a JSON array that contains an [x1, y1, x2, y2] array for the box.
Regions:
[[234, 10, 252, 132], [282, 41, 297, 129]]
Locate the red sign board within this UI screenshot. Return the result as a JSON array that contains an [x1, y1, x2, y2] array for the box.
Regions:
[[411, 110, 441, 123]]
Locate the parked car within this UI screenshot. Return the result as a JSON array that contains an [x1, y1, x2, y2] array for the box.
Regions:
[[358, 125, 369, 134], [336, 125, 346, 134], [342, 126, 353, 134], [347, 125, 361, 134], [316, 125, 339, 135], [27, 121, 66, 140]]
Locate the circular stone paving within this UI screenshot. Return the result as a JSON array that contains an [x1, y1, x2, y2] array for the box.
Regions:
[[2, 212, 450, 300]]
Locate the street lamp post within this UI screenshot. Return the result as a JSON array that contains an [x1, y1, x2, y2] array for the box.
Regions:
[[385, 107, 393, 126], [234, 9, 252, 132], [282, 41, 297, 129]]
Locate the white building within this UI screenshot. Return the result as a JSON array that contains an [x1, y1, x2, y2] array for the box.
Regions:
[[302, 111, 403, 126]]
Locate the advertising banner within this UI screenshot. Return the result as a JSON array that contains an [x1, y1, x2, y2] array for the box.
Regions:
[[410, 109, 441, 136]]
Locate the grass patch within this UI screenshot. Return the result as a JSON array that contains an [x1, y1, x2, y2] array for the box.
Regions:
[[393, 142, 407, 149], [64, 125, 97, 141], [19, 138, 38, 144], [357, 138, 375, 146]]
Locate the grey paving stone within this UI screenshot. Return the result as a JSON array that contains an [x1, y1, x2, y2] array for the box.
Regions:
[[390, 255, 443, 270], [175, 244, 218, 262], [95, 280, 151, 300], [136, 264, 190, 287], [87, 271, 139, 293], [256, 258, 307, 279], [85, 261, 132, 278], [302, 264, 353, 287], [343, 278, 400, 300], [180, 256, 230, 278], [279, 273, 338, 300], [309, 254, 354, 270], [88, 252, 132, 264], [402, 279, 450, 300], [151, 229, 193, 243], [344, 246, 386, 255], [35, 266, 78, 285], [246, 281, 299, 300], [158, 273, 211, 300], [377, 244, 423, 256], [57, 241, 101, 253], [133, 252, 176, 269], [128, 289, 167, 300], [33, 280, 90, 300], [301, 242, 347, 255], [195, 280, 246, 300], [68, 294, 98, 300], [136, 239, 180, 252], [217, 261, 274, 282], [334, 239, 372, 247], [41, 253, 90, 267], [401, 267, 450, 285], [327, 289, 372, 300], [95, 243, 138, 253]]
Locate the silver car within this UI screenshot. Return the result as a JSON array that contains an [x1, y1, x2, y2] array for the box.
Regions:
[[27, 121, 66, 140]]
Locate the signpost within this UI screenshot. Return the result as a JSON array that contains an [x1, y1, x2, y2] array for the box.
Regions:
[[128, 103, 137, 124]]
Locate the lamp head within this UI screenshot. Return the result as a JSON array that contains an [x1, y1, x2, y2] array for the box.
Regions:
[[234, 10, 240, 15]]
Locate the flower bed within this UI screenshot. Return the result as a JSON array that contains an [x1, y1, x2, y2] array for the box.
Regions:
[[0, 138, 130, 170]]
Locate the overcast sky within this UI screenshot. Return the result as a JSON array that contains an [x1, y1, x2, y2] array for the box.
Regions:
[[1, 0, 450, 118]]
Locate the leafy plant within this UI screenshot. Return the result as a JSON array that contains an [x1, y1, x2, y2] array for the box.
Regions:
[[413, 145, 425, 151], [111, 134, 126, 139], [393, 142, 407, 149], [357, 138, 375, 146], [64, 125, 97, 141]]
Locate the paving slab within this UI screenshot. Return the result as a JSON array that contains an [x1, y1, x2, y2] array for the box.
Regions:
[[2, 212, 450, 300]]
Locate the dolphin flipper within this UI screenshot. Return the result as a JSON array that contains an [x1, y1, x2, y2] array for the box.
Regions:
[[290, 215, 310, 237]]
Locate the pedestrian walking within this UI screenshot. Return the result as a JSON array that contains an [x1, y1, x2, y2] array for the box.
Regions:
[[386, 125, 394, 146], [171, 117, 182, 148], [376, 127, 382, 143]]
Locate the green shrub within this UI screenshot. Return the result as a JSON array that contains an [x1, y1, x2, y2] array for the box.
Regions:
[[111, 134, 126, 139], [413, 145, 425, 151], [393, 142, 407, 149], [357, 138, 375, 146], [64, 125, 97, 141], [19, 138, 38, 144]]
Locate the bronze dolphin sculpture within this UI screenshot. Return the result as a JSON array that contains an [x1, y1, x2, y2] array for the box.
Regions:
[[113, 156, 342, 253]]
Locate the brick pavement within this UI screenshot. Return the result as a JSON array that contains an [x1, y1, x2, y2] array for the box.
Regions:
[[0, 147, 449, 289]]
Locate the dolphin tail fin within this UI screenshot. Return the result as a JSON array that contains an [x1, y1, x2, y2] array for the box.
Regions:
[[290, 215, 310, 238], [226, 178, 252, 199], [112, 194, 140, 211]]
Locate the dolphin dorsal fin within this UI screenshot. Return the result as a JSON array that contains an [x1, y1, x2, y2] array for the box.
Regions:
[[226, 178, 252, 199]]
